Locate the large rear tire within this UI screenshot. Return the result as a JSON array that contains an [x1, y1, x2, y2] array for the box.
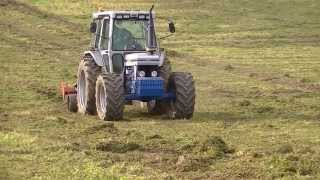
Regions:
[[167, 72, 195, 119], [77, 56, 101, 115], [95, 74, 125, 121], [147, 56, 172, 115]]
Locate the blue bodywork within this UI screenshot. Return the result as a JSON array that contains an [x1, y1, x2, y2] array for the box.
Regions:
[[125, 77, 175, 101]]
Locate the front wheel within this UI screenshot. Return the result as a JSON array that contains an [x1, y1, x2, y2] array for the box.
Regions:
[[95, 74, 125, 121], [167, 72, 195, 119]]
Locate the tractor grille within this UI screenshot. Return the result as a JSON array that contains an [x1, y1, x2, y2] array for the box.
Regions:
[[133, 77, 163, 97]]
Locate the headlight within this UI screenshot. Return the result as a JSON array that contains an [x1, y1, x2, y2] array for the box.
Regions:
[[151, 71, 158, 77], [138, 71, 146, 77]]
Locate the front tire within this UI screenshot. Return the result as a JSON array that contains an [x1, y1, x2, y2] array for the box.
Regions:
[[167, 72, 195, 119], [95, 74, 125, 121], [77, 56, 101, 115]]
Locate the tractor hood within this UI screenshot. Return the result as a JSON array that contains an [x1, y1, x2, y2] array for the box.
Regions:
[[125, 53, 164, 66]]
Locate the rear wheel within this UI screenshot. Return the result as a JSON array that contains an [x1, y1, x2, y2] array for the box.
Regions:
[[167, 72, 195, 119], [95, 74, 125, 121], [147, 56, 172, 114], [77, 56, 101, 115], [67, 94, 78, 112]]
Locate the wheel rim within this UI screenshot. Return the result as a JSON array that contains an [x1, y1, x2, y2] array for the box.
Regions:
[[78, 70, 87, 109], [98, 81, 107, 115]]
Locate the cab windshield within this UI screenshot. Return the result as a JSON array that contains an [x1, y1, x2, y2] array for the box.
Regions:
[[112, 19, 148, 51]]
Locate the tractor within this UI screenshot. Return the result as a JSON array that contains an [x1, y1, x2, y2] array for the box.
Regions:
[[60, 6, 195, 120]]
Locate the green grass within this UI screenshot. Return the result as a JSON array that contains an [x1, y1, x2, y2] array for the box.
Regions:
[[1, 0, 320, 179]]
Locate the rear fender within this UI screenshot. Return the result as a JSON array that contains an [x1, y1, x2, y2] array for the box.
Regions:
[[84, 51, 104, 67]]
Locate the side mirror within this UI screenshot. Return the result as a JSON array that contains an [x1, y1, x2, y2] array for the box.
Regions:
[[169, 21, 175, 33], [90, 22, 97, 33]]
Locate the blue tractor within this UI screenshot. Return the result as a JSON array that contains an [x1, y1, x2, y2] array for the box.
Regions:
[[62, 7, 195, 120]]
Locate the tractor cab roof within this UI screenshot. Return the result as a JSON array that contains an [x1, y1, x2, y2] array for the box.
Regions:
[[92, 11, 154, 19]]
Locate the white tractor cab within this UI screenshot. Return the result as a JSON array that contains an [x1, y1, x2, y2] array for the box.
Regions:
[[62, 6, 195, 121]]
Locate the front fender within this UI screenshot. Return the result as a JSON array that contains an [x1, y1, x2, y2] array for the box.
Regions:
[[84, 51, 104, 67], [159, 51, 166, 67]]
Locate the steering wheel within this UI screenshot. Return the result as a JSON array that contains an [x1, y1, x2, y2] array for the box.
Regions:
[[125, 40, 143, 50]]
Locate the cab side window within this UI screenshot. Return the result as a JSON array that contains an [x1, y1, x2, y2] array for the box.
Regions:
[[100, 19, 109, 50], [93, 19, 102, 49]]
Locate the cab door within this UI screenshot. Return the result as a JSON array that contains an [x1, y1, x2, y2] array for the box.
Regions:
[[98, 16, 111, 72]]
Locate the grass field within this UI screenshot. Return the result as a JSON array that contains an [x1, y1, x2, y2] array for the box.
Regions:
[[1, 0, 320, 179]]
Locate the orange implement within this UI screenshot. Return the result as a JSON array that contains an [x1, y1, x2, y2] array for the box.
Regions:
[[60, 81, 77, 101]]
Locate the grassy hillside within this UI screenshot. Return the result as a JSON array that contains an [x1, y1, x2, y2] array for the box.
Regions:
[[1, 0, 320, 179]]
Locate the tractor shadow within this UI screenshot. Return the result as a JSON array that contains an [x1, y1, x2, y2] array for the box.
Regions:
[[124, 111, 167, 122]]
